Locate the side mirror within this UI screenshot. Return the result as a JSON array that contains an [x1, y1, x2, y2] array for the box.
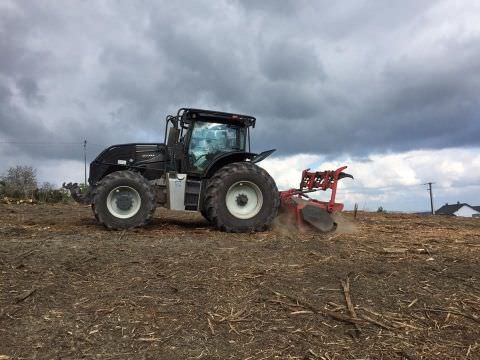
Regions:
[[167, 127, 180, 147]]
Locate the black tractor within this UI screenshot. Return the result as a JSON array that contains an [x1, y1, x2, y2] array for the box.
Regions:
[[65, 108, 279, 232]]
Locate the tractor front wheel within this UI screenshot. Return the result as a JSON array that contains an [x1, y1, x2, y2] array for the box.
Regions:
[[92, 171, 156, 230], [204, 162, 279, 232]]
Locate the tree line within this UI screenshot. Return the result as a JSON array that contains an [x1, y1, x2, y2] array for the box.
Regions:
[[0, 165, 70, 203]]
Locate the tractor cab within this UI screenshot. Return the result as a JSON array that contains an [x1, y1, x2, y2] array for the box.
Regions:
[[188, 121, 245, 171], [164, 108, 257, 176]]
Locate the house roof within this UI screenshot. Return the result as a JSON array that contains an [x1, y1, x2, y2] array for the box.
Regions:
[[436, 203, 480, 215]]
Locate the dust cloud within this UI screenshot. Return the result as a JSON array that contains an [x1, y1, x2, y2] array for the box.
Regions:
[[272, 211, 357, 236]]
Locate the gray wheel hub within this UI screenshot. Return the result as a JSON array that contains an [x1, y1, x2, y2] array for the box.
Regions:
[[226, 181, 263, 219], [106, 186, 142, 219], [116, 194, 133, 210], [236, 193, 249, 207]]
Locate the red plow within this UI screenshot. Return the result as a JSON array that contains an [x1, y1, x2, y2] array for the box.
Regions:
[[279, 166, 353, 232]]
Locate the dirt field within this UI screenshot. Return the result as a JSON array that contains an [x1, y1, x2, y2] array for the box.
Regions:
[[0, 203, 479, 359]]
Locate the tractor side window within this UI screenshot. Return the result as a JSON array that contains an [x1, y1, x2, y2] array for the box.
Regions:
[[188, 121, 245, 171]]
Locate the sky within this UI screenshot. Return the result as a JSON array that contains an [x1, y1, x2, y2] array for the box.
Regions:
[[0, 0, 479, 211]]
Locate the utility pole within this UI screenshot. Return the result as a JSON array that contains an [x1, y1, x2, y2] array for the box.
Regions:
[[424, 182, 435, 215], [83, 139, 87, 186]]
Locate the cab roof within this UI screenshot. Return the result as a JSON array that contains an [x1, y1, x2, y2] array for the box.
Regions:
[[178, 108, 256, 128]]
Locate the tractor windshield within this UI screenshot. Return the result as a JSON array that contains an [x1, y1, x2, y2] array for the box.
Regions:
[[188, 121, 246, 171]]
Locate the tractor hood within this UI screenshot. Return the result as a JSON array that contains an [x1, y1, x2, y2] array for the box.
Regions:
[[89, 143, 167, 184]]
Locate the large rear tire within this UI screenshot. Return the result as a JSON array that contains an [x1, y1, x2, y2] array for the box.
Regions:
[[204, 162, 279, 232], [92, 171, 156, 230]]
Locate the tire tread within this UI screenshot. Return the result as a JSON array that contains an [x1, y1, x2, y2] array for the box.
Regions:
[[92, 171, 156, 230], [204, 162, 279, 233]]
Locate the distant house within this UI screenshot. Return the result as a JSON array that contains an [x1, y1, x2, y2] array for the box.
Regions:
[[436, 202, 480, 217]]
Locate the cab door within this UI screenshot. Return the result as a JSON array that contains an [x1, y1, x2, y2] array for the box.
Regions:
[[186, 121, 246, 174]]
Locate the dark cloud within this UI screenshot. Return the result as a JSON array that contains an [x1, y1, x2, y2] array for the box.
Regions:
[[259, 40, 326, 83], [237, 0, 301, 16], [16, 77, 45, 104], [0, 0, 479, 165]]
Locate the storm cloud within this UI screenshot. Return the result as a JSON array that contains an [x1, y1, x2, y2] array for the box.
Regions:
[[1, 0, 479, 160]]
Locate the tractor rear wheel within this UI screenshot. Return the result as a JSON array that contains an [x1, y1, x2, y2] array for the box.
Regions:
[[92, 171, 156, 230], [204, 162, 279, 232], [91, 204, 99, 221]]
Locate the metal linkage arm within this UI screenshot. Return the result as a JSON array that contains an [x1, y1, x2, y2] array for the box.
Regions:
[[279, 166, 353, 212], [300, 166, 351, 191]]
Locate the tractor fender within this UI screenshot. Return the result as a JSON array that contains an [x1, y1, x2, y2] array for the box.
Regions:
[[204, 149, 276, 178], [251, 149, 276, 163], [204, 152, 256, 178]]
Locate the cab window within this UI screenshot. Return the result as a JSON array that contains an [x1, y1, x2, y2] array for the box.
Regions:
[[188, 121, 246, 171]]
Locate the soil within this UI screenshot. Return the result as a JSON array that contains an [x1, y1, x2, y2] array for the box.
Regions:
[[0, 203, 479, 359]]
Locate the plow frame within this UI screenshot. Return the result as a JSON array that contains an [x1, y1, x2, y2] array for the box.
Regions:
[[279, 166, 352, 231]]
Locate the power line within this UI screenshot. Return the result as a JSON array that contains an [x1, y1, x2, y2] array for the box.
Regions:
[[338, 182, 480, 193], [0, 141, 84, 145], [0, 140, 112, 148]]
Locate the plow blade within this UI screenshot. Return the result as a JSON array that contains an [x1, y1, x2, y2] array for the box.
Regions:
[[278, 165, 353, 232], [300, 205, 336, 232]]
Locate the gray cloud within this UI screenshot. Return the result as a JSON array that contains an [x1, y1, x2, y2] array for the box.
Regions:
[[0, 0, 479, 165], [259, 41, 326, 83], [16, 77, 44, 104]]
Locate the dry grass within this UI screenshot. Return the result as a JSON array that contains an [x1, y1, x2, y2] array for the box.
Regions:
[[0, 204, 479, 359]]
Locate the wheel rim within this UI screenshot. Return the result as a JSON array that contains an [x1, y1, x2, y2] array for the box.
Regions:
[[226, 181, 263, 219], [106, 186, 142, 219]]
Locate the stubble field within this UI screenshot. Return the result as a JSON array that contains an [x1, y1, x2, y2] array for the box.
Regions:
[[0, 203, 479, 359]]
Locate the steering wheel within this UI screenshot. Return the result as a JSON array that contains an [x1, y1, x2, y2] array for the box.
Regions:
[[191, 153, 209, 168]]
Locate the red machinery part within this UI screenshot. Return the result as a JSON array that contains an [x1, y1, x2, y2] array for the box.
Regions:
[[279, 166, 353, 231]]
